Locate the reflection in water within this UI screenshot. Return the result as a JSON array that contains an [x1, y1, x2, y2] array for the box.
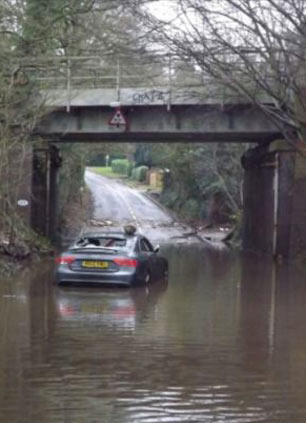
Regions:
[[1, 246, 306, 422], [56, 281, 167, 330]]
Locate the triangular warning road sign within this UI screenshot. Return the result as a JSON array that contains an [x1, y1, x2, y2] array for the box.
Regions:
[[109, 107, 127, 127]]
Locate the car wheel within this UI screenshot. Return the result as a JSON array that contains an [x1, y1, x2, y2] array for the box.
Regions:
[[144, 270, 151, 284]]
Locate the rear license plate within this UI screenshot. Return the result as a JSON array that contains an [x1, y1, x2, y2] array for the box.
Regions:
[[82, 261, 109, 269]]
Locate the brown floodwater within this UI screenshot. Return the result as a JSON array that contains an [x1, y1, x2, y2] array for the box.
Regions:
[[1, 244, 306, 423]]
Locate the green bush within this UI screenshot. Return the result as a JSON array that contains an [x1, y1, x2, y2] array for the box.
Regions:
[[181, 198, 201, 220], [111, 159, 132, 176], [131, 165, 149, 182], [161, 189, 180, 208]]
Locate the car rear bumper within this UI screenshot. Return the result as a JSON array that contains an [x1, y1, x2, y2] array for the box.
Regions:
[[55, 267, 137, 286]]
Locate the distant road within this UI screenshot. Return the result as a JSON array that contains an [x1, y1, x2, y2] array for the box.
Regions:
[[85, 169, 184, 243]]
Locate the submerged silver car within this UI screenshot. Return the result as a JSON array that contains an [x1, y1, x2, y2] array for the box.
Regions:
[[55, 230, 168, 287]]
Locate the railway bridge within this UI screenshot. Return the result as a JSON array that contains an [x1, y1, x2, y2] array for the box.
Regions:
[[18, 55, 306, 259]]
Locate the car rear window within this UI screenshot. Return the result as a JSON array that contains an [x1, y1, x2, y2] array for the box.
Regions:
[[99, 237, 127, 247], [76, 237, 127, 248]]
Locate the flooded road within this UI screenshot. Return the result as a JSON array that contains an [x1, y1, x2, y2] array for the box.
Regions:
[[1, 245, 306, 422]]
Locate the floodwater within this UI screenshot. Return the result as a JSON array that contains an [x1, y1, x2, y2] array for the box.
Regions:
[[1, 244, 306, 423]]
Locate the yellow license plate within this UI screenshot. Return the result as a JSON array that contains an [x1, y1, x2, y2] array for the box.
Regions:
[[82, 261, 109, 269], [81, 304, 108, 313]]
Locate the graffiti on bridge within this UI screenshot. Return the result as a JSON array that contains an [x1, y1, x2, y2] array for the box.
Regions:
[[131, 90, 170, 105]]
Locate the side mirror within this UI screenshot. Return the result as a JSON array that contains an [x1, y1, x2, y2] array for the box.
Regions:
[[154, 245, 160, 253]]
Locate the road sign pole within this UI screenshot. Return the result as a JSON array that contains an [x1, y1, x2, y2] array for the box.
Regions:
[[116, 57, 121, 102]]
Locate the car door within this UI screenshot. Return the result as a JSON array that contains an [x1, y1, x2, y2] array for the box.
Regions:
[[139, 237, 156, 280], [144, 238, 164, 279]]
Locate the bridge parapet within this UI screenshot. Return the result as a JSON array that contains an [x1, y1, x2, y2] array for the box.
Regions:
[[13, 54, 281, 143], [40, 86, 272, 110], [12, 55, 274, 111]]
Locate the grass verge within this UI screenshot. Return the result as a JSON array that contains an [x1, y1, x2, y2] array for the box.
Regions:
[[89, 166, 126, 179], [88, 166, 157, 191]]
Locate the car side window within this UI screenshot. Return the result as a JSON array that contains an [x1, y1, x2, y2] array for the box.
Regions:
[[141, 238, 154, 252], [139, 239, 149, 252], [140, 239, 148, 252]]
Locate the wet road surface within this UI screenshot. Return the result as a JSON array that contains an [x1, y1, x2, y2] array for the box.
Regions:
[[84, 170, 190, 244], [1, 246, 306, 422], [86, 170, 172, 226]]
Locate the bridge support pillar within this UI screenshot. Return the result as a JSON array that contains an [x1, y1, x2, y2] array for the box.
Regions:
[[48, 146, 61, 242], [31, 145, 61, 241], [31, 148, 49, 236], [242, 141, 306, 260]]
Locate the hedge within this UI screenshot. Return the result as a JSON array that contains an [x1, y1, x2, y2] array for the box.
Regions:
[[131, 165, 149, 182], [111, 159, 132, 176]]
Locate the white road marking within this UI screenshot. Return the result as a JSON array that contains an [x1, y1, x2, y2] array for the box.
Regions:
[[114, 187, 142, 234]]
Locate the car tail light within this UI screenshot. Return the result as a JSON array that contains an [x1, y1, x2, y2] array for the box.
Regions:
[[55, 256, 76, 265], [113, 258, 138, 267]]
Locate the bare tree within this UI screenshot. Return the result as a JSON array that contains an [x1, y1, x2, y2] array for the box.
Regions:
[[0, 0, 149, 246], [0, 0, 102, 245], [130, 0, 306, 150]]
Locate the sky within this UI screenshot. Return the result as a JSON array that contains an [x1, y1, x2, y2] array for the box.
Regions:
[[147, 0, 179, 22]]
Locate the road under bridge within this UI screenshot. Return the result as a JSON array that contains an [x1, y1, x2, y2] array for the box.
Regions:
[[26, 86, 306, 260]]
